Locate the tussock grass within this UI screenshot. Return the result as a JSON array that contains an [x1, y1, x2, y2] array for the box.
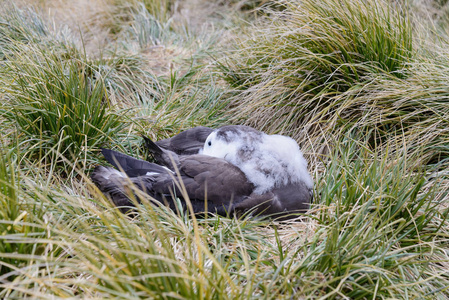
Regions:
[[0, 45, 126, 171], [220, 0, 412, 89], [217, 0, 449, 171], [218, 0, 413, 138], [293, 135, 449, 297], [0, 5, 49, 59], [1, 0, 449, 298], [0, 149, 56, 282]]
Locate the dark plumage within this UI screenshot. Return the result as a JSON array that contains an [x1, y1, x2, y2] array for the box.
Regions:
[[91, 148, 285, 217], [154, 126, 213, 155], [143, 126, 213, 168], [142, 135, 179, 168]]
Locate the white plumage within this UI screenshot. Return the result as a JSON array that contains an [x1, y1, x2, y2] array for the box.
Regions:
[[201, 126, 313, 194]]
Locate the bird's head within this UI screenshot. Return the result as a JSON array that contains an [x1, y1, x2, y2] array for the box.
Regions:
[[201, 125, 262, 164]]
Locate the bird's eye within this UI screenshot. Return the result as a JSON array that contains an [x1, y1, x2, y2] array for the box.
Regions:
[[208, 141, 212, 146]]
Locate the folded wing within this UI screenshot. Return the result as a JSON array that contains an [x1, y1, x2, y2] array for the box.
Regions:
[[152, 126, 213, 155], [91, 149, 254, 215]]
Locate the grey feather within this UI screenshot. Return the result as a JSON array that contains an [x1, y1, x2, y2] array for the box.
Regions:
[[153, 126, 213, 155]]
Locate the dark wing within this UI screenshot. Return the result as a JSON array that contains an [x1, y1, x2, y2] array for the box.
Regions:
[[92, 150, 255, 215], [101, 148, 169, 177], [176, 154, 254, 207], [232, 182, 312, 220], [155, 126, 213, 155]]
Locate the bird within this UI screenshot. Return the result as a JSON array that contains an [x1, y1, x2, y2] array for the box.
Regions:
[[91, 125, 313, 219]]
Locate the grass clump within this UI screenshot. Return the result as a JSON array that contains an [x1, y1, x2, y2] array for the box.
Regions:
[[219, 0, 412, 91], [1, 46, 126, 170], [218, 0, 449, 170], [0, 5, 49, 59], [100, 0, 176, 37], [218, 0, 415, 142], [0, 149, 54, 284], [283, 136, 449, 298], [0, 5, 138, 171]]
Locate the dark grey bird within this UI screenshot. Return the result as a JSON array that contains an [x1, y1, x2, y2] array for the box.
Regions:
[[91, 125, 313, 219]]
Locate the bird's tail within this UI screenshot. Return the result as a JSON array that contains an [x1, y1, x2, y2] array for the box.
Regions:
[[142, 135, 179, 167], [90, 165, 141, 211], [142, 135, 164, 156]]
